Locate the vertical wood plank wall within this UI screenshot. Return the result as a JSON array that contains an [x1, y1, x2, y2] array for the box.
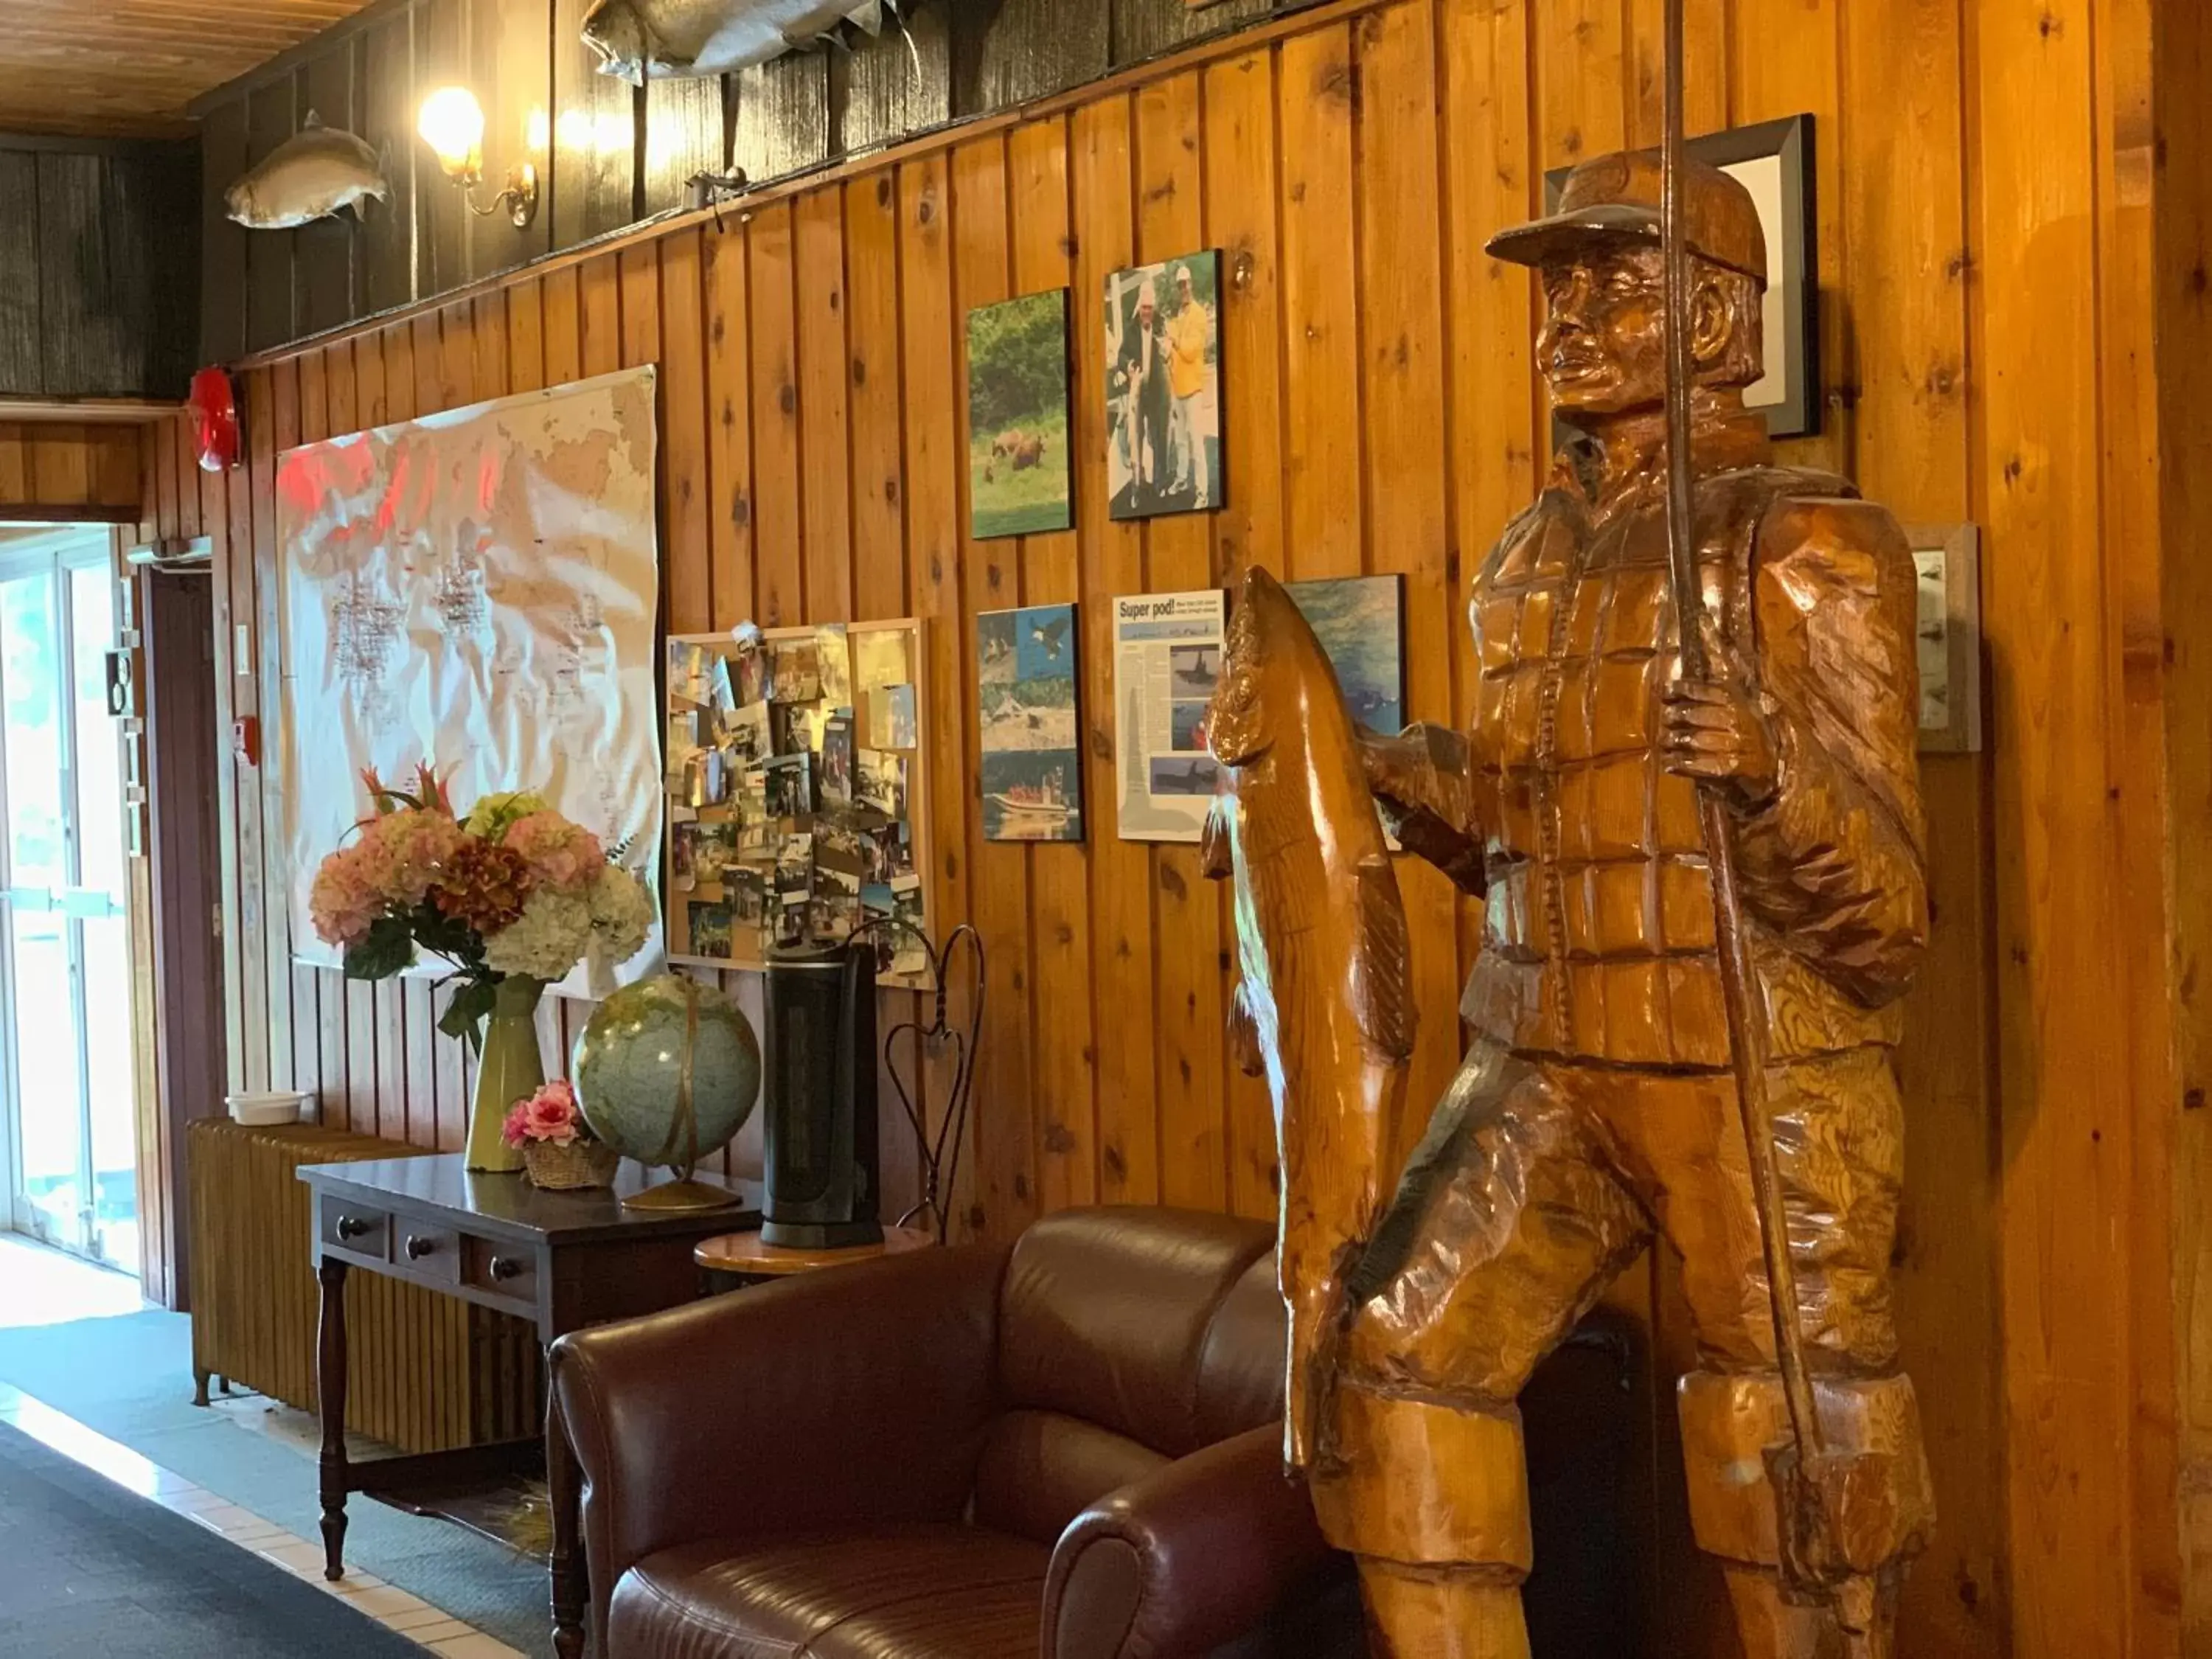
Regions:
[[150, 1, 2179, 1652], [0, 422, 145, 518]]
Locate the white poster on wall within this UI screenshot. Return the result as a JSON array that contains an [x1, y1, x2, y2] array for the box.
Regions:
[[1113, 588, 1225, 843], [276, 366, 664, 996]]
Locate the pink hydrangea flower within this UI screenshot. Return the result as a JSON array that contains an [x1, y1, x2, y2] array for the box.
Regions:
[[503, 811, 605, 895], [309, 843, 381, 947], [356, 808, 466, 908]]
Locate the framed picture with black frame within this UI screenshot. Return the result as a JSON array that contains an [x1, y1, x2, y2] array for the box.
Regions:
[[1545, 114, 1819, 439]]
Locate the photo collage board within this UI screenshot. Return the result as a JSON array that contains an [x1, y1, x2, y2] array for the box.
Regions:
[[665, 619, 931, 982]]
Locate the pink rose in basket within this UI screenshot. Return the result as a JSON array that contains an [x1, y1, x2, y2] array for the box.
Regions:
[[501, 1079, 585, 1149]]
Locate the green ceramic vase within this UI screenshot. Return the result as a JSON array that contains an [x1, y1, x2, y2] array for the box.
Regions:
[[464, 976, 546, 1174]]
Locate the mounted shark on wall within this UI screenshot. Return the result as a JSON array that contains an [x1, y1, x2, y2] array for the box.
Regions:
[[581, 0, 907, 85], [223, 112, 389, 230]]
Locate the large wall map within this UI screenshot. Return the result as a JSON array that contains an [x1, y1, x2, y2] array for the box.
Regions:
[[277, 366, 664, 992]]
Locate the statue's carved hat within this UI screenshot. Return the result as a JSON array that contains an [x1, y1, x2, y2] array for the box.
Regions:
[[1487, 148, 1768, 288]]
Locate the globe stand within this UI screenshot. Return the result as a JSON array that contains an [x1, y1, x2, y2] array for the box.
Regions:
[[622, 1176, 741, 1214]]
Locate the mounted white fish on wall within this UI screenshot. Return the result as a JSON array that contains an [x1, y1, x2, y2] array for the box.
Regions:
[[223, 112, 389, 230], [580, 0, 908, 85]]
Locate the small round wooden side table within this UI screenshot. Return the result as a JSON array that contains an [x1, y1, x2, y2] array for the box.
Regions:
[[695, 1225, 936, 1290]]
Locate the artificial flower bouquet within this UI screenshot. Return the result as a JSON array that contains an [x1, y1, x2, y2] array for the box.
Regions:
[[501, 1079, 619, 1190], [308, 762, 655, 1048]]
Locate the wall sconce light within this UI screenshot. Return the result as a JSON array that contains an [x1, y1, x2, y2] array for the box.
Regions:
[[418, 86, 538, 229]]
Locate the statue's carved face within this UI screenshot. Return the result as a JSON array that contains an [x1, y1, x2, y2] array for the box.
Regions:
[[1537, 244, 1750, 420]]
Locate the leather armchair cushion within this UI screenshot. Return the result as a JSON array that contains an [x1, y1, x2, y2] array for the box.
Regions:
[[608, 1526, 1051, 1659], [995, 1208, 1276, 1459], [970, 1409, 1169, 1546]]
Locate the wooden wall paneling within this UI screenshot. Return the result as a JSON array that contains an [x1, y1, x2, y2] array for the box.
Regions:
[[948, 132, 1037, 1238], [549, 0, 636, 246], [1069, 91, 1160, 1206], [245, 78, 302, 355], [1006, 116, 1099, 1220], [644, 78, 726, 218], [837, 11, 953, 156], [951, 0, 1109, 115], [296, 42, 364, 338], [2155, 0, 2212, 1642], [361, 7, 420, 321], [475, 0, 556, 281], [23, 425, 90, 507], [732, 56, 832, 189], [414, 0, 471, 303], [580, 251, 623, 378], [0, 425, 21, 504], [662, 231, 713, 634], [746, 207, 804, 625], [542, 263, 583, 386], [2091, 0, 2179, 1646], [1832, 0, 2002, 1649], [844, 165, 924, 1216], [201, 103, 254, 368], [473, 288, 511, 403], [701, 225, 754, 624], [184, 410, 246, 1099], [1131, 72, 1225, 1214], [1200, 41, 1287, 1222], [115, 145, 202, 399], [1110, 0, 1270, 63], [35, 153, 115, 397], [507, 277, 547, 394], [1974, 2, 2135, 1655], [894, 151, 977, 1229], [1350, 0, 1461, 1175], [1627, 0, 1727, 146], [1535, 0, 1625, 172], [0, 152, 42, 394], [91, 426, 144, 509], [794, 189, 854, 622]]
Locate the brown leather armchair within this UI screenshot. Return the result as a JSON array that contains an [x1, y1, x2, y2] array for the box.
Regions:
[[548, 1207, 1361, 1659]]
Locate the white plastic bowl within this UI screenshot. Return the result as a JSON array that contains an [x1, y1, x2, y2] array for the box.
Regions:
[[226, 1090, 316, 1127]]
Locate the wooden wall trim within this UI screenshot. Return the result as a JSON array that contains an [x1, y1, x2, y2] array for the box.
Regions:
[[0, 420, 145, 517]]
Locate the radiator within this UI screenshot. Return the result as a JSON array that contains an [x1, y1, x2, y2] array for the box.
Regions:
[[187, 1119, 540, 1453]]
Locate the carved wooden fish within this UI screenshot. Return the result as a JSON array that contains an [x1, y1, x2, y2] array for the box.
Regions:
[[1205, 566, 1413, 1472], [223, 113, 389, 230], [581, 0, 897, 85]]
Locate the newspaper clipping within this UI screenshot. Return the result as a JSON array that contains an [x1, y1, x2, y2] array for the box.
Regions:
[[1113, 589, 1226, 842]]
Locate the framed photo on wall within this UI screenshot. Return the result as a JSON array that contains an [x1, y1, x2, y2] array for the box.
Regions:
[[1545, 114, 1820, 439], [966, 290, 1074, 539], [1104, 250, 1224, 520]]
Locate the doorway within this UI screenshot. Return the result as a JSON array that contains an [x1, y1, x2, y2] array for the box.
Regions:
[[0, 528, 137, 1275]]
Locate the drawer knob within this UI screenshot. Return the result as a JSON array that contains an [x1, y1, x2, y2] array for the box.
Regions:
[[335, 1215, 374, 1242], [405, 1235, 438, 1261], [490, 1254, 525, 1281]]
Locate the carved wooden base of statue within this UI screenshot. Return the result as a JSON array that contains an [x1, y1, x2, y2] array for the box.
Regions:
[[1208, 135, 1937, 1656]]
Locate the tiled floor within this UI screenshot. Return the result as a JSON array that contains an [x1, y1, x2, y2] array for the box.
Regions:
[[0, 1237, 526, 1658]]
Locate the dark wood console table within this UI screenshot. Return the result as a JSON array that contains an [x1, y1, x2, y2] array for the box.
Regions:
[[298, 1155, 760, 1613]]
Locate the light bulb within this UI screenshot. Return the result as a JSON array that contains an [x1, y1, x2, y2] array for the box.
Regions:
[[418, 86, 486, 181]]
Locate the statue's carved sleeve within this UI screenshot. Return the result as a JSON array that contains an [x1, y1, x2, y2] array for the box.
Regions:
[[1360, 721, 1488, 894], [1735, 494, 1930, 1011]]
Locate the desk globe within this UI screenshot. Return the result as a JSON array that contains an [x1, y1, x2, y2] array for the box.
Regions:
[[572, 973, 762, 1212]]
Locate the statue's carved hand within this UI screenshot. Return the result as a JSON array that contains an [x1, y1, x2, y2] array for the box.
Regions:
[[1663, 630, 1781, 811]]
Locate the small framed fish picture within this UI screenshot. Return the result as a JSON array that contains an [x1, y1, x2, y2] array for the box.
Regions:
[[977, 604, 1084, 842]]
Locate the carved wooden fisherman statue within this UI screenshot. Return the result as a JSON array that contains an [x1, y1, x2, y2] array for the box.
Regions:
[[1324, 150, 1937, 1657]]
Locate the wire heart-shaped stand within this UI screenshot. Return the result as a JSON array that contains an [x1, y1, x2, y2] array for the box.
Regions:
[[868, 921, 985, 1244]]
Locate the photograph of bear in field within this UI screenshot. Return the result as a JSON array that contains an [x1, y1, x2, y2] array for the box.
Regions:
[[967, 290, 1074, 538]]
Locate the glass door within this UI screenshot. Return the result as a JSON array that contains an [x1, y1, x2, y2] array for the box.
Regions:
[[0, 532, 137, 1273]]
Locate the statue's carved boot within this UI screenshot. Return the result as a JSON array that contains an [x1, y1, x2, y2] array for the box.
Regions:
[[1680, 1369, 1930, 1659], [1310, 1386, 1534, 1659], [1356, 1561, 1531, 1659]]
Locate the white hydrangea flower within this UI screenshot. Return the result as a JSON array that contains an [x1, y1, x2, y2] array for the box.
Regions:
[[587, 864, 655, 967], [483, 888, 594, 981]]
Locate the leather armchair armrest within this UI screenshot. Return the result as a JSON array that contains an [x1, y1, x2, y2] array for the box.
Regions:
[[1044, 1425, 1343, 1659], [551, 1241, 1009, 1601]]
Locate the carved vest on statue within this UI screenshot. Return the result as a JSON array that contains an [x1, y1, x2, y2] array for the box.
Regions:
[[1460, 462, 1906, 1069]]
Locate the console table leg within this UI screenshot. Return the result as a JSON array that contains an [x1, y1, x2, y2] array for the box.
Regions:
[[548, 1390, 588, 1659], [192, 1366, 210, 1408], [316, 1257, 350, 1582]]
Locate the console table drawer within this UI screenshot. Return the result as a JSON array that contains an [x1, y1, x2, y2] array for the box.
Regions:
[[394, 1222, 462, 1285], [462, 1237, 539, 1312], [321, 1202, 392, 1262]]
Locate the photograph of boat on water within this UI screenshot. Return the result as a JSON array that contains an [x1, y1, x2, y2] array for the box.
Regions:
[[977, 602, 1085, 842]]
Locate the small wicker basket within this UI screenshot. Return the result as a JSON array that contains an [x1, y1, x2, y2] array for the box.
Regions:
[[521, 1138, 621, 1191]]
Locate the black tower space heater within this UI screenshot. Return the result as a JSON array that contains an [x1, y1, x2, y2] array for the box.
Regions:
[[760, 940, 883, 1249]]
